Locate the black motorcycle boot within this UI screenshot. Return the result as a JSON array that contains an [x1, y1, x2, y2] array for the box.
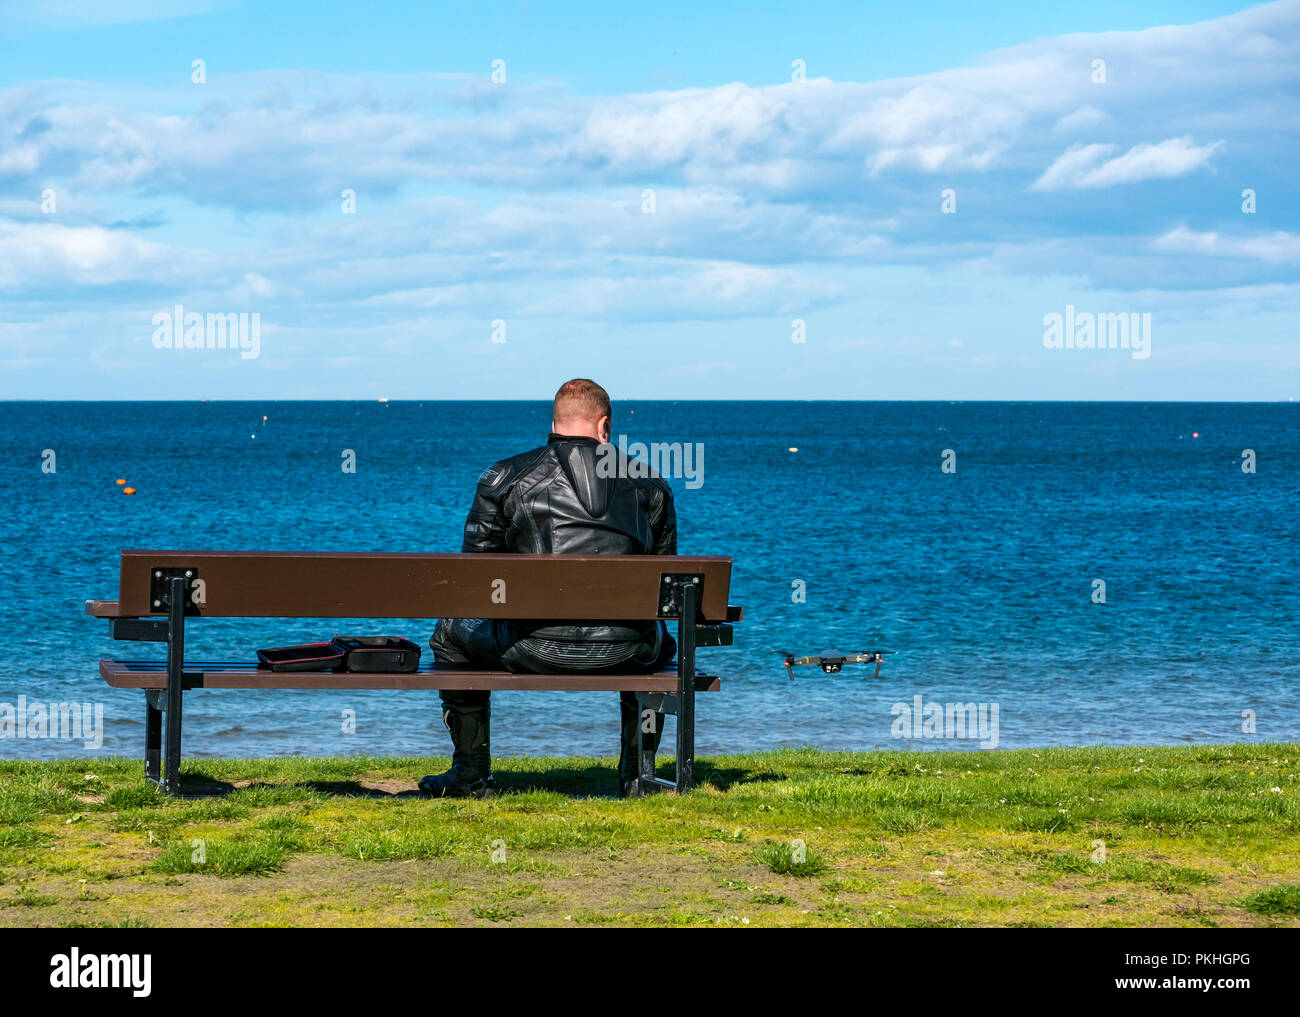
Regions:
[[618, 692, 665, 798], [419, 694, 496, 799]]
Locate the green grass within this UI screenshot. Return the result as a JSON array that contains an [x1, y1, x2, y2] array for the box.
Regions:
[[343, 829, 457, 862], [755, 839, 830, 876], [151, 837, 287, 877], [5, 887, 58, 908], [1239, 884, 1300, 917], [0, 745, 1296, 927]]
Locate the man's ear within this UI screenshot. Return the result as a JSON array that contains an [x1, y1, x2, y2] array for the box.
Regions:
[[599, 415, 611, 442], [551, 419, 558, 434]]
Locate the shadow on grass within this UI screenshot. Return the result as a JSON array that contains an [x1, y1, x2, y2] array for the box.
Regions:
[[171, 760, 786, 800], [175, 772, 424, 800], [165, 773, 238, 798], [694, 763, 787, 792], [301, 780, 423, 799]]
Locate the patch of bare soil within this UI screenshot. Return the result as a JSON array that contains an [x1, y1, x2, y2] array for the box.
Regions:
[[2, 846, 768, 928]]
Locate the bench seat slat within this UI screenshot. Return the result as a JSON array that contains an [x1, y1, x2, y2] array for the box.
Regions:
[[100, 659, 721, 693]]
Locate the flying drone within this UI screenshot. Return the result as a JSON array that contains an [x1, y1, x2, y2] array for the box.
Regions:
[[778, 648, 894, 679]]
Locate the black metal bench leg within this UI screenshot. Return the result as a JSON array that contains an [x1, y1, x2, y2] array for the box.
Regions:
[[637, 703, 656, 791], [676, 582, 697, 793], [145, 693, 162, 782], [162, 574, 186, 796]]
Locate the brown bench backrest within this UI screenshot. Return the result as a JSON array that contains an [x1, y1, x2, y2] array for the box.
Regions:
[[90, 550, 734, 622]]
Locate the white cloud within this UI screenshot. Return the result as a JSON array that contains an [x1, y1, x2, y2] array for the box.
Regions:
[[1029, 143, 1116, 191], [1079, 137, 1225, 188], [1, 0, 1297, 372], [1032, 137, 1224, 191], [0, 220, 192, 287], [224, 272, 287, 303], [1152, 225, 1300, 262], [1, 0, 1290, 210], [517, 261, 842, 319], [1052, 105, 1113, 133]]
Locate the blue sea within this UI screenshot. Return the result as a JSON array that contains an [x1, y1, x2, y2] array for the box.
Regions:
[[2, 401, 1297, 762]]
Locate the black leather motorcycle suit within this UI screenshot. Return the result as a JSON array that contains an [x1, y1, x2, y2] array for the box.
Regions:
[[426, 433, 678, 792], [430, 432, 678, 672]]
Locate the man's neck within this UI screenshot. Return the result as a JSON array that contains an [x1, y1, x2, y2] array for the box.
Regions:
[[549, 431, 603, 444], [551, 426, 604, 441]]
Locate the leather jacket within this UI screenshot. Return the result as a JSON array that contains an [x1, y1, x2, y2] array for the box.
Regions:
[[461, 433, 677, 643]]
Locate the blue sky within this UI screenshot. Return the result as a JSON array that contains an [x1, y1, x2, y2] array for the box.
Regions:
[[1, 0, 1297, 400]]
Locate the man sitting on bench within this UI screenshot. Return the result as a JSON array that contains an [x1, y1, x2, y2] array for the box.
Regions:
[[420, 378, 678, 800]]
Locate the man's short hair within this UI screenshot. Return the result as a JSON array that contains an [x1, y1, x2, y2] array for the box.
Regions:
[[553, 378, 611, 424]]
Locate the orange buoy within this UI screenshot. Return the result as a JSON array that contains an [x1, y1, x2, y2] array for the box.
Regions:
[[1192, 432, 1199, 438], [115, 479, 126, 485], [123, 487, 136, 495]]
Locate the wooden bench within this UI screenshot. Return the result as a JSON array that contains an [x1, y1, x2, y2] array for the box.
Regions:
[[87, 550, 742, 796]]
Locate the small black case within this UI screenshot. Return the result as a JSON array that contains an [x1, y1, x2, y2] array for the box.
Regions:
[[331, 635, 422, 673], [256, 643, 346, 672]]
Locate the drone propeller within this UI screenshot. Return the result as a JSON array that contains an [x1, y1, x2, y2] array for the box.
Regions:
[[777, 650, 819, 663], [776, 650, 815, 680]]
